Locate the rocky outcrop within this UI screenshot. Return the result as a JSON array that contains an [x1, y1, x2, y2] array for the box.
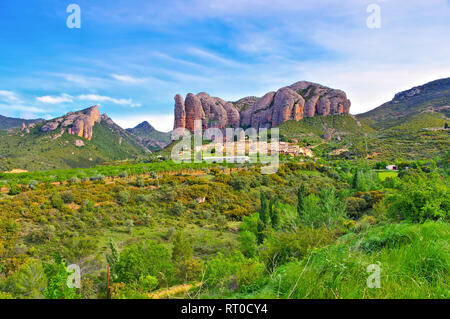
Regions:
[[40, 105, 101, 140], [173, 81, 351, 131]]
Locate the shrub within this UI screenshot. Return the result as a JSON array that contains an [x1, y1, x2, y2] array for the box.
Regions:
[[239, 231, 258, 258], [61, 191, 74, 204], [300, 187, 347, 228], [139, 275, 158, 291], [235, 262, 266, 292], [346, 197, 368, 219], [113, 240, 174, 286], [119, 171, 129, 178], [260, 226, 335, 271], [28, 180, 39, 190], [170, 202, 185, 216], [50, 194, 64, 210], [117, 191, 130, 205], [8, 182, 20, 195], [387, 172, 449, 222]]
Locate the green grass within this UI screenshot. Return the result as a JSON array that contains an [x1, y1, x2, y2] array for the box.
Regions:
[[377, 171, 398, 181], [250, 221, 449, 299]]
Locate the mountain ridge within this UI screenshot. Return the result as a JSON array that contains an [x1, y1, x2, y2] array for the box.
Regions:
[[173, 81, 351, 131]]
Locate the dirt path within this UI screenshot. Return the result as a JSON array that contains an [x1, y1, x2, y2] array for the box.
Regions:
[[147, 282, 203, 299]]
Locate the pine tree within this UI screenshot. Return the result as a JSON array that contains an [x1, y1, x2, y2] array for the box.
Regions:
[[297, 183, 306, 219], [270, 197, 280, 229]]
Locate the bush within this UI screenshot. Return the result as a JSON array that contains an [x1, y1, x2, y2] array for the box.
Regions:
[[117, 191, 130, 205], [346, 197, 368, 219], [61, 191, 74, 204], [139, 275, 158, 291], [260, 226, 335, 271], [236, 262, 266, 292], [113, 240, 174, 286], [28, 180, 39, 190], [50, 194, 64, 210], [300, 187, 347, 228], [8, 182, 20, 195], [387, 172, 449, 222]]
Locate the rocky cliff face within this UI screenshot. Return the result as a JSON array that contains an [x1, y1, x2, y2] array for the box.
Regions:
[[41, 105, 101, 140], [173, 81, 351, 131]]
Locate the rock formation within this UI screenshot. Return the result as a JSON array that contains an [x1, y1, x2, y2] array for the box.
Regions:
[[173, 81, 351, 131], [40, 105, 101, 140]]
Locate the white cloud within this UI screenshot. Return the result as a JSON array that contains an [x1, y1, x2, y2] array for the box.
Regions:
[[113, 113, 174, 132], [36, 93, 74, 104], [187, 48, 244, 68], [78, 94, 141, 107], [111, 74, 145, 83], [0, 90, 23, 104]]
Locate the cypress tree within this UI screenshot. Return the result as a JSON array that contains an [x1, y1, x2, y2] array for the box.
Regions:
[[270, 197, 280, 229], [256, 220, 265, 244]]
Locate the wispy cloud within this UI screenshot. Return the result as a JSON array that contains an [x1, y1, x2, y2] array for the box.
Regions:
[[36, 93, 74, 104], [111, 74, 146, 84], [187, 48, 244, 68], [78, 94, 141, 107], [0, 90, 23, 104]]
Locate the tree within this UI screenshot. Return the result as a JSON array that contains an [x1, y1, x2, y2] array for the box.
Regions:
[[5, 259, 47, 298], [297, 184, 307, 219], [259, 192, 269, 226], [445, 122, 449, 129], [172, 231, 193, 263], [269, 197, 280, 229], [256, 220, 265, 244], [352, 170, 359, 190], [106, 239, 119, 280], [171, 232, 202, 282], [113, 240, 174, 286], [44, 253, 79, 299]]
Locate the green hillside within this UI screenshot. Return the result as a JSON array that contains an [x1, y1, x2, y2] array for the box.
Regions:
[[358, 77, 450, 129], [126, 121, 171, 152], [279, 114, 374, 141], [0, 119, 148, 172]]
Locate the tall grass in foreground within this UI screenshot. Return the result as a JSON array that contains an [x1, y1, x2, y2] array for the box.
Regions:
[[253, 221, 449, 299]]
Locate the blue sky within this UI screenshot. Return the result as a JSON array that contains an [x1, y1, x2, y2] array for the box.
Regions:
[[0, 0, 449, 131]]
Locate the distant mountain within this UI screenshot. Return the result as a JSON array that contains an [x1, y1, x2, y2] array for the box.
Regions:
[[357, 78, 450, 129], [126, 121, 171, 152], [0, 115, 43, 130], [0, 106, 149, 171]]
